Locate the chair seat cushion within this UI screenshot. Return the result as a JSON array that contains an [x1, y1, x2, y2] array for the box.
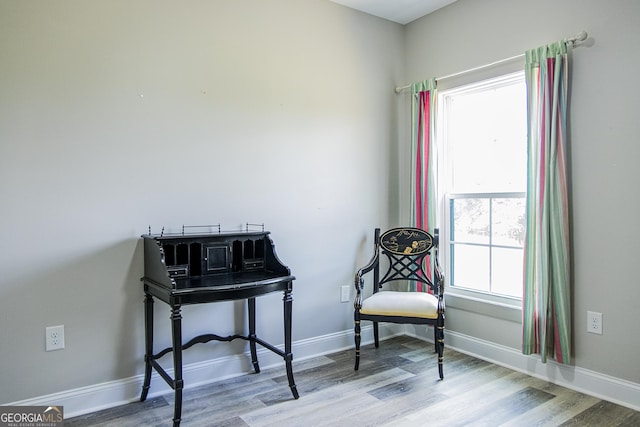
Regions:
[[360, 291, 438, 319]]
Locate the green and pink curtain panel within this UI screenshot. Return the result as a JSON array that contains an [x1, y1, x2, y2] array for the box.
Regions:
[[409, 78, 437, 291], [522, 41, 572, 363]]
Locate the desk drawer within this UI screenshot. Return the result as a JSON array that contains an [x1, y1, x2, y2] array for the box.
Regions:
[[168, 265, 189, 278], [243, 259, 264, 271]]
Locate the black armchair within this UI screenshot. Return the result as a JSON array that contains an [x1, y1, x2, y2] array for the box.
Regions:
[[354, 227, 445, 379]]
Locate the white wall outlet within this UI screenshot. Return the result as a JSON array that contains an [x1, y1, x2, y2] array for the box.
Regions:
[[46, 325, 65, 351], [341, 285, 350, 303], [587, 311, 602, 335]]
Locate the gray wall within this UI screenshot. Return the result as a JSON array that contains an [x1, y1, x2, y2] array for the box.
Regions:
[[403, 0, 640, 383], [0, 0, 404, 403]]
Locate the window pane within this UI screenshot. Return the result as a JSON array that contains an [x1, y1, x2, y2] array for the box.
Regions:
[[452, 198, 490, 244], [491, 247, 523, 298], [491, 198, 526, 247], [447, 81, 526, 193], [452, 244, 490, 292]]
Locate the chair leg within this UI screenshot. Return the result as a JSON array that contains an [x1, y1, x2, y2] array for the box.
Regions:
[[354, 315, 361, 371], [433, 325, 437, 353], [373, 321, 379, 348], [437, 320, 445, 380]]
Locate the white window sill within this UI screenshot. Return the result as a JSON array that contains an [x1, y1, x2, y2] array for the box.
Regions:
[[445, 291, 522, 323]]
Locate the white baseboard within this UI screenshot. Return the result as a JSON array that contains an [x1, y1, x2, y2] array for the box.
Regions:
[[406, 326, 640, 412], [7, 324, 639, 418]]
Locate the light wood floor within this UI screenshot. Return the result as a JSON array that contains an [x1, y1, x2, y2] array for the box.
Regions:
[[67, 336, 640, 426]]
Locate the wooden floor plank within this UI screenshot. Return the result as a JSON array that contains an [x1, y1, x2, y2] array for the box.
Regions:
[[500, 384, 601, 427], [386, 370, 530, 427], [558, 400, 640, 427], [241, 367, 415, 426], [453, 386, 556, 426]]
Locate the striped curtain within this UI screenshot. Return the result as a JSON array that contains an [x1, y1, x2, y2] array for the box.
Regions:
[[522, 41, 572, 363], [409, 79, 437, 291]]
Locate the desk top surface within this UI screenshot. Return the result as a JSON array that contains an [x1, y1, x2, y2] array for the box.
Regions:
[[143, 271, 295, 304]]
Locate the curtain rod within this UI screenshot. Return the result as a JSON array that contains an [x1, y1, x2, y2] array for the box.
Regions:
[[394, 30, 588, 94]]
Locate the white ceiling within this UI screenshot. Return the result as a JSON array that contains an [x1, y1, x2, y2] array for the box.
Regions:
[[329, 0, 457, 25]]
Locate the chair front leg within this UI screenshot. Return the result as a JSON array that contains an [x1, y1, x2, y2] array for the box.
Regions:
[[354, 311, 361, 371], [433, 323, 438, 353], [437, 313, 445, 380]]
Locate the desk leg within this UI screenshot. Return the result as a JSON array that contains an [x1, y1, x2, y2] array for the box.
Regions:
[[248, 297, 260, 373], [141, 293, 154, 401], [171, 305, 183, 427], [283, 289, 299, 399]]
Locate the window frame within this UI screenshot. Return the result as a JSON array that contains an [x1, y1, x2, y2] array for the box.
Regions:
[[436, 67, 527, 309]]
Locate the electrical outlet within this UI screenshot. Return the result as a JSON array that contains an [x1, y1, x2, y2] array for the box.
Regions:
[[587, 311, 602, 335], [46, 325, 65, 351], [341, 285, 350, 303]]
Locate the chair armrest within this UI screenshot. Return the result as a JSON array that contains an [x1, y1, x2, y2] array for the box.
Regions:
[[354, 251, 379, 309]]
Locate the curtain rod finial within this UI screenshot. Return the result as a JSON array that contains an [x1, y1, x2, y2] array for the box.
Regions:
[[568, 30, 588, 45]]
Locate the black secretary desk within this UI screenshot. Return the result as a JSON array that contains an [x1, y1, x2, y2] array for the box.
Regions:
[[139, 224, 298, 426]]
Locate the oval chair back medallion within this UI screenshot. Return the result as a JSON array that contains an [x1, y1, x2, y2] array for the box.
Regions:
[[380, 227, 433, 256]]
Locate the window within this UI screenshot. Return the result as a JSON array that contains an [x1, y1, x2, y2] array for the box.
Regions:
[[438, 71, 527, 300]]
